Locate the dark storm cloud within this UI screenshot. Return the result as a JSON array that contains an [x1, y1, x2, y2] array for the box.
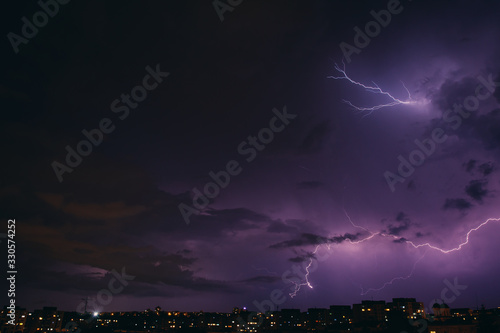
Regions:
[[386, 223, 409, 236], [188, 207, 275, 238], [37, 192, 149, 220], [383, 212, 413, 236], [286, 245, 328, 263], [329, 233, 359, 243], [393, 238, 407, 244], [443, 198, 473, 211], [288, 251, 317, 263], [12, 153, 281, 246], [15, 230, 238, 298], [464, 159, 477, 173], [396, 212, 408, 222], [463, 109, 500, 151], [264, 219, 320, 237], [269, 233, 326, 249], [432, 76, 479, 112], [465, 179, 489, 202], [297, 180, 323, 189], [478, 162, 494, 176], [239, 276, 281, 284], [429, 69, 500, 151], [267, 220, 299, 234], [6, 156, 285, 299], [15, 240, 224, 295], [289, 256, 309, 263], [269, 232, 359, 249], [463, 160, 495, 176], [440, 108, 500, 151], [35, 184, 276, 240]]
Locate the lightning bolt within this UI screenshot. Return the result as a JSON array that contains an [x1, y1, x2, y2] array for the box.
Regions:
[[287, 256, 314, 298], [327, 62, 420, 116], [287, 243, 333, 298], [359, 251, 427, 296], [342, 208, 423, 293], [288, 210, 500, 297], [343, 208, 376, 243], [344, 209, 500, 253], [403, 217, 500, 254], [350, 215, 500, 295]]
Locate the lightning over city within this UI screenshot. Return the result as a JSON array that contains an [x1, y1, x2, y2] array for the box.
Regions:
[[287, 245, 319, 298], [3, 1, 500, 331], [286, 211, 500, 298]]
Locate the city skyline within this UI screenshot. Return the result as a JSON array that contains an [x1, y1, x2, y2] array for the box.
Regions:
[[4, 298, 492, 314], [4, 298, 498, 333]]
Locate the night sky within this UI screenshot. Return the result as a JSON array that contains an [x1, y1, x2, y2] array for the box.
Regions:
[[2, 0, 500, 314]]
